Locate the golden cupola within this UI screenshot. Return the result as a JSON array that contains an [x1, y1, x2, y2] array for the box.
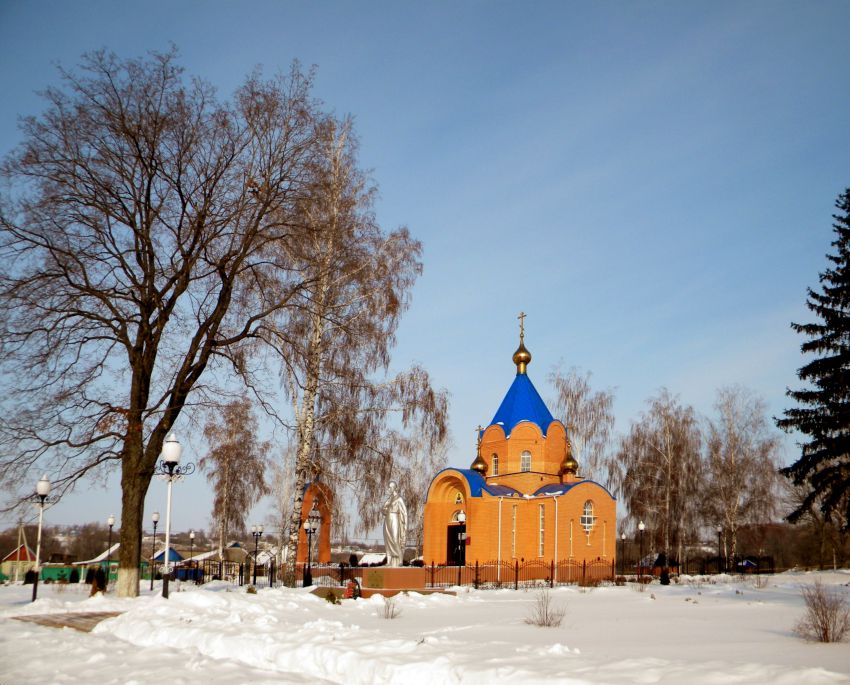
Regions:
[[512, 311, 531, 374], [470, 426, 488, 475], [560, 438, 579, 477]]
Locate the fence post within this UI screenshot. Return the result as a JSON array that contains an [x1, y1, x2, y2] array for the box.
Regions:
[[582, 559, 586, 585], [514, 560, 519, 591], [611, 560, 615, 581], [474, 561, 479, 590], [457, 562, 461, 587], [430, 561, 434, 588], [549, 560, 554, 588]]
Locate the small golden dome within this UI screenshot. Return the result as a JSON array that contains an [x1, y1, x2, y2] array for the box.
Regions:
[[561, 454, 579, 476], [560, 438, 578, 475], [471, 452, 487, 475], [512, 341, 531, 374]]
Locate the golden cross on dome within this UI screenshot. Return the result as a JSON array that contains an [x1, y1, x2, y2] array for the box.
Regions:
[[475, 425, 484, 449], [518, 311, 526, 341]]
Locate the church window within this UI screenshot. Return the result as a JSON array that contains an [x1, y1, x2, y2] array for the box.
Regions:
[[492, 454, 499, 476], [455, 492, 463, 505], [511, 505, 518, 558], [580, 500, 596, 535], [538, 504, 545, 556], [520, 450, 531, 472]]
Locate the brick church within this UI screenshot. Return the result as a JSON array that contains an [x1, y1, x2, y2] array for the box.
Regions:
[[422, 324, 616, 567]]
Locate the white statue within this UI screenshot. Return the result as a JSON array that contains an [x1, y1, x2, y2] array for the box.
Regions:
[[382, 480, 408, 567]]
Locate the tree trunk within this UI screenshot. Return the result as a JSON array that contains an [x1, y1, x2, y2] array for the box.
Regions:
[[116, 448, 149, 597]]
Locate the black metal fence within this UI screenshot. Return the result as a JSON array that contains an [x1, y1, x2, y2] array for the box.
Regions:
[[426, 559, 616, 589], [176, 554, 777, 591]]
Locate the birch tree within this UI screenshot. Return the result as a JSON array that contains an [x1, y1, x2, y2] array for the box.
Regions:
[[610, 389, 702, 565], [0, 50, 318, 596], [549, 366, 615, 482], [200, 398, 271, 559], [705, 386, 780, 564], [277, 119, 448, 584]]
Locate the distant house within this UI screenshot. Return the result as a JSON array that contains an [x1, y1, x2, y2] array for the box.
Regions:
[[152, 547, 184, 564], [1, 544, 35, 581]]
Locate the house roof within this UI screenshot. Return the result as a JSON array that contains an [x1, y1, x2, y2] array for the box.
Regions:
[[152, 547, 184, 562], [73, 543, 120, 565], [488, 372, 556, 437], [2, 544, 34, 563]]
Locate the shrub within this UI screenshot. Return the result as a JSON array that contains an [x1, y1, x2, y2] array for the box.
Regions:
[[378, 596, 401, 619], [614, 576, 627, 586], [794, 580, 850, 643], [525, 589, 566, 627], [660, 569, 670, 585], [246, 585, 257, 594]]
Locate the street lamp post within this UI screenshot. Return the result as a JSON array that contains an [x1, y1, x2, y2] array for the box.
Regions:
[[153, 432, 195, 598], [150, 512, 160, 591], [189, 530, 195, 583], [620, 532, 626, 576], [31, 476, 51, 602], [303, 503, 321, 587], [456, 510, 467, 586], [106, 514, 115, 591], [251, 525, 263, 586], [638, 521, 646, 582], [716, 525, 723, 574]]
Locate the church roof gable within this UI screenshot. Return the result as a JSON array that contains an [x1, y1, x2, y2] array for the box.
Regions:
[[489, 373, 555, 437]]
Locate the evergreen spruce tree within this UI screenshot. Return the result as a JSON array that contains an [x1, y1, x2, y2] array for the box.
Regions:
[[778, 188, 850, 527]]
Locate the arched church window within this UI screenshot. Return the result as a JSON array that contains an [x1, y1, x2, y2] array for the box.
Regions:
[[580, 500, 596, 534], [492, 454, 499, 476], [521, 450, 532, 472], [454, 492, 463, 505]]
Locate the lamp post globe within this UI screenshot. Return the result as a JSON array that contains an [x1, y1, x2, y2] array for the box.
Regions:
[[162, 432, 182, 470], [31, 475, 51, 602], [36, 476, 51, 499]]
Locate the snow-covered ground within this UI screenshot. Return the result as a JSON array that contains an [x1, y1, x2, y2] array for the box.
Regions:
[[1, 571, 848, 684]]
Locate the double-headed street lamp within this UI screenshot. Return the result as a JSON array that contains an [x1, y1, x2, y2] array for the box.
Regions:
[[150, 511, 160, 591], [106, 514, 116, 590], [303, 503, 321, 587], [153, 432, 195, 598], [638, 520, 646, 581], [251, 524, 264, 586], [31, 476, 52, 602]]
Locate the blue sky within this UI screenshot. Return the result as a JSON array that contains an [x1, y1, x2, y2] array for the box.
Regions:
[[1, 1, 848, 537]]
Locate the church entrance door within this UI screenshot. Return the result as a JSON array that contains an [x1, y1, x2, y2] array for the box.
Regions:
[[446, 523, 466, 566]]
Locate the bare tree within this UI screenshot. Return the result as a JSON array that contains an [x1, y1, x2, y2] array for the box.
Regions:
[[705, 386, 780, 565], [200, 398, 271, 560], [275, 118, 449, 583], [0, 50, 320, 596], [610, 389, 702, 566], [549, 366, 615, 482]]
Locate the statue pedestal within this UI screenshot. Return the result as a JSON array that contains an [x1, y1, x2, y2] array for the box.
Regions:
[[360, 566, 427, 590]]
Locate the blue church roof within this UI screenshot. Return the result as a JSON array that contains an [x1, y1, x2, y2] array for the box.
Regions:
[[488, 373, 555, 436], [429, 468, 522, 498]]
